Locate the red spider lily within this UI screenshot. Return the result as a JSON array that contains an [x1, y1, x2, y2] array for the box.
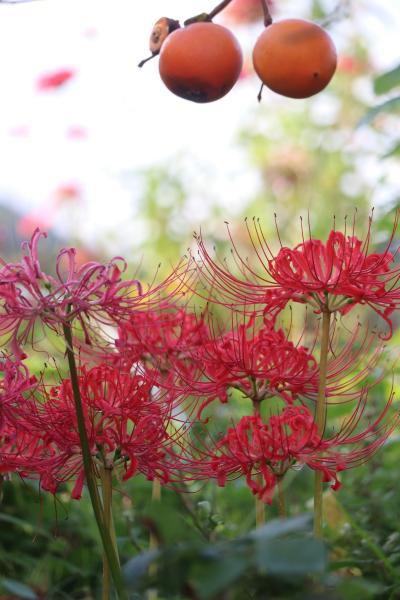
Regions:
[[17, 212, 56, 238], [53, 182, 83, 204], [66, 125, 88, 139], [36, 68, 75, 91], [189, 313, 318, 416], [323, 322, 386, 404], [0, 357, 42, 477], [169, 313, 383, 417], [299, 390, 397, 486], [0, 356, 37, 427], [0, 420, 44, 477], [189, 394, 397, 504], [1, 363, 188, 498], [112, 306, 211, 427], [115, 305, 208, 380], [0, 229, 185, 356], [209, 407, 321, 504], [193, 214, 400, 338]]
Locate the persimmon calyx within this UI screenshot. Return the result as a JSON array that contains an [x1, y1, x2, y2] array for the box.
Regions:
[[149, 17, 181, 54], [138, 17, 181, 68], [183, 13, 210, 27]]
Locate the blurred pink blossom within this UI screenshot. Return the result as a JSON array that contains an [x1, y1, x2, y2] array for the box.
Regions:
[[36, 68, 76, 91]]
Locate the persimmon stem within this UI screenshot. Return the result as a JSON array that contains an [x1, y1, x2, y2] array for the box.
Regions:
[[208, 0, 234, 20], [185, 0, 272, 26], [0, 0, 43, 4], [138, 54, 156, 68], [257, 83, 264, 102], [260, 0, 273, 26], [313, 310, 331, 537], [184, 0, 234, 26]]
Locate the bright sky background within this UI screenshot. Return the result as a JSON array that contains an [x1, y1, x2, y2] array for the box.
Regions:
[[0, 0, 398, 253]]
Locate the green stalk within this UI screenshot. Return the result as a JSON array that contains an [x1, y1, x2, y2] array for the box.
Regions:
[[149, 478, 161, 554], [252, 399, 266, 528], [148, 479, 161, 600], [62, 322, 126, 599], [347, 512, 399, 581], [277, 479, 286, 518], [100, 466, 115, 600], [313, 310, 331, 537], [256, 489, 266, 528]]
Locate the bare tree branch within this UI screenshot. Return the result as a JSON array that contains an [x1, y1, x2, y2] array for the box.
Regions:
[[0, 0, 43, 4]]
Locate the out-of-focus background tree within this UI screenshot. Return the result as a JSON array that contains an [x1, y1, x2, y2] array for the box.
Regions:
[[0, 0, 398, 267]]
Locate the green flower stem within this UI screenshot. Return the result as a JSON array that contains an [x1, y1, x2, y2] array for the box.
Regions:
[[346, 511, 399, 581], [148, 479, 162, 600], [149, 478, 161, 554], [331, 496, 400, 584], [256, 490, 266, 528], [62, 322, 126, 599], [100, 466, 115, 600], [277, 479, 286, 518], [253, 399, 266, 528], [314, 310, 331, 537]]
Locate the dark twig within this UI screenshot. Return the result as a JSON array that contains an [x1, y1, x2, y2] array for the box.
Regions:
[[257, 83, 265, 102], [173, 485, 211, 541], [184, 0, 234, 26], [138, 55, 157, 68], [260, 0, 273, 26], [318, 0, 351, 27], [0, 0, 43, 4], [208, 0, 234, 20]]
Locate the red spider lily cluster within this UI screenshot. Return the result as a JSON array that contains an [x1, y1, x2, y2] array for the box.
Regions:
[[183, 215, 399, 504], [1, 362, 186, 498], [0, 230, 191, 497], [0, 222, 398, 509]]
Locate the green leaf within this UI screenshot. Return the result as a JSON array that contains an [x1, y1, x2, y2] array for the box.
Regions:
[[383, 143, 400, 158], [141, 503, 198, 544], [358, 97, 400, 127], [255, 537, 327, 575], [123, 550, 159, 588], [249, 514, 313, 541], [374, 64, 400, 95], [0, 513, 51, 538], [336, 577, 385, 599], [193, 552, 250, 599], [0, 578, 38, 599]]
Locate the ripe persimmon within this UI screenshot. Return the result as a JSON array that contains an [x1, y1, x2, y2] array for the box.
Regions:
[[252, 19, 337, 99], [158, 22, 243, 103]]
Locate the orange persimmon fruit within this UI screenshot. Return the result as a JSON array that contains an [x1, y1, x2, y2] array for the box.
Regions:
[[252, 19, 337, 99], [159, 22, 243, 103]]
